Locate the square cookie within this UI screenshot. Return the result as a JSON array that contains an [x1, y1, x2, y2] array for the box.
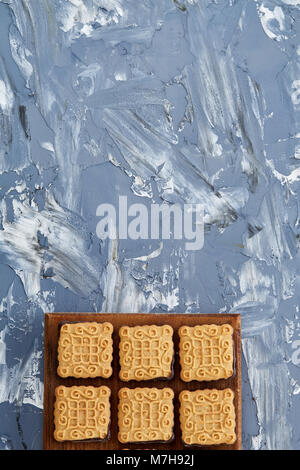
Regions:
[[118, 387, 174, 443], [179, 389, 236, 446], [54, 386, 111, 442], [119, 325, 174, 381], [179, 324, 234, 381], [57, 322, 113, 378]]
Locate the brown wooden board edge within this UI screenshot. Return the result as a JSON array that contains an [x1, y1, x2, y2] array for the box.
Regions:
[[43, 313, 241, 450]]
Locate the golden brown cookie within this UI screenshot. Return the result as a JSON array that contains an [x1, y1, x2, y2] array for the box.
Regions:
[[57, 322, 113, 378], [179, 324, 234, 382], [54, 385, 111, 442], [118, 387, 174, 443], [119, 325, 174, 381], [179, 388, 236, 446]]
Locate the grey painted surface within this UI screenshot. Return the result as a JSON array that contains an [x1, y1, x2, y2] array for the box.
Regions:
[[0, 0, 299, 450]]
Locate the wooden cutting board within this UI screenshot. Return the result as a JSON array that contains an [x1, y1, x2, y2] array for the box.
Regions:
[[43, 313, 241, 450]]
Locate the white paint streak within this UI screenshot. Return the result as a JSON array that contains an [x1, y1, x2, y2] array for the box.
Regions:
[[0, 194, 99, 298], [243, 329, 292, 450], [58, 0, 124, 36], [0, 341, 43, 409], [0, 79, 14, 114], [257, 5, 287, 41], [129, 242, 163, 262]]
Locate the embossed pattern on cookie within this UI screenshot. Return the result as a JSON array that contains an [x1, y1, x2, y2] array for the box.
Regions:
[[118, 387, 174, 443], [179, 324, 233, 382], [119, 325, 174, 381], [57, 322, 113, 378], [54, 386, 111, 442], [179, 388, 236, 446]]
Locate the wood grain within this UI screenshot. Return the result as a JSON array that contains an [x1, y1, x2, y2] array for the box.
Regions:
[[43, 313, 241, 450]]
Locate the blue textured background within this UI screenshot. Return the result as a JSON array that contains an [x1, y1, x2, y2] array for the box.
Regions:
[[0, 0, 299, 450]]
